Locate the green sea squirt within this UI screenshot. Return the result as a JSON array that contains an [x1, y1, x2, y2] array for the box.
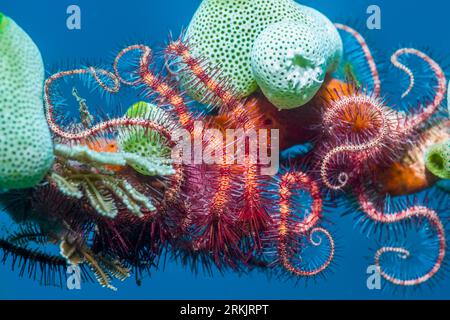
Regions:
[[0, 14, 54, 190], [184, 0, 342, 109]]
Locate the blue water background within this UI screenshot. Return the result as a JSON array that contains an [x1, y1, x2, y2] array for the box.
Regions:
[[0, 0, 449, 299]]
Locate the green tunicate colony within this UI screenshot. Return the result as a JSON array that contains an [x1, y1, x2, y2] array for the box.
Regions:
[[117, 102, 173, 176], [425, 140, 450, 180], [184, 0, 343, 109], [252, 21, 326, 109], [0, 14, 54, 190]]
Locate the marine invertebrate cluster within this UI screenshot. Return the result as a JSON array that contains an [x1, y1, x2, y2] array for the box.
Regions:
[[0, 4, 449, 293], [0, 12, 333, 289], [312, 25, 449, 286]]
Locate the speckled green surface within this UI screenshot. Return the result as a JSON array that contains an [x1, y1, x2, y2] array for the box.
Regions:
[[252, 21, 328, 109], [184, 0, 342, 108], [0, 15, 54, 190], [118, 102, 172, 176]]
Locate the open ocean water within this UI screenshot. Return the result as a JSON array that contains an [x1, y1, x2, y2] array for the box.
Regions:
[[0, 0, 449, 300]]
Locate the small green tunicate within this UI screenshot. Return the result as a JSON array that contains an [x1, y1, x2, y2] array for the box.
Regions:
[[117, 102, 172, 176], [251, 21, 328, 109], [425, 140, 450, 179]]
